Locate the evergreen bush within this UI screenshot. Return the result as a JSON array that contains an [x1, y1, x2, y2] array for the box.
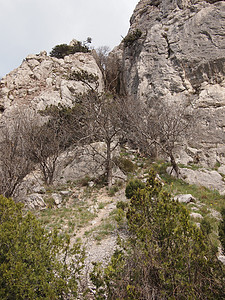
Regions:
[[91, 170, 225, 299], [50, 40, 90, 59], [0, 196, 85, 299]]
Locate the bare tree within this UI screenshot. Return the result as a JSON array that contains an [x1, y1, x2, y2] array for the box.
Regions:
[[0, 114, 34, 197], [128, 99, 194, 177], [23, 111, 72, 186], [80, 91, 129, 187], [93, 46, 111, 84], [69, 69, 130, 187]]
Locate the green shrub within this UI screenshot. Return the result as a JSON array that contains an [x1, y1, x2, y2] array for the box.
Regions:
[[200, 218, 212, 236], [44, 196, 55, 208], [114, 156, 136, 174], [78, 175, 91, 187], [91, 170, 225, 299], [125, 178, 145, 199], [108, 185, 119, 196], [0, 196, 85, 299], [116, 200, 128, 210], [123, 29, 142, 47], [50, 40, 90, 59], [94, 174, 107, 187]]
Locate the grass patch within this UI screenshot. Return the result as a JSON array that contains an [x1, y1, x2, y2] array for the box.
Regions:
[[114, 156, 136, 174], [178, 163, 202, 171], [85, 220, 115, 241], [94, 222, 115, 241], [84, 209, 119, 241], [162, 177, 225, 213], [151, 160, 225, 212], [108, 186, 119, 196], [36, 203, 97, 237], [98, 202, 106, 209]]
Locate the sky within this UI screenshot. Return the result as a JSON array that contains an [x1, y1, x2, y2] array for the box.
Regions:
[[0, 0, 139, 77]]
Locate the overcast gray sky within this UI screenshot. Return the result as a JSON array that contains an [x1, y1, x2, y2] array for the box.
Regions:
[[0, 0, 139, 77]]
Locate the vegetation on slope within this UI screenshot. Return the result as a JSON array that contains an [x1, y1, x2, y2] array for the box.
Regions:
[[91, 170, 225, 299], [0, 196, 85, 299]]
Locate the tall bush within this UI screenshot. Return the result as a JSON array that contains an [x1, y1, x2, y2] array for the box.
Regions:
[[91, 170, 225, 299], [0, 196, 85, 299]]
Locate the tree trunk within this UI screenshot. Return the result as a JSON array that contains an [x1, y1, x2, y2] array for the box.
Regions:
[[106, 140, 112, 188], [170, 153, 180, 178]]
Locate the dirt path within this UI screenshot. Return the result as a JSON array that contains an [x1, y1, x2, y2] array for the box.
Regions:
[[71, 187, 125, 241], [70, 187, 126, 296], [75, 200, 116, 239]]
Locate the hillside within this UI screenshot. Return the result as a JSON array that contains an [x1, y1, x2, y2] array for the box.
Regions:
[[0, 0, 225, 298]]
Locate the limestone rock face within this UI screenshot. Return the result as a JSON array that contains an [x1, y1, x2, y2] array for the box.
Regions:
[[0, 50, 104, 113], [54, 142, 122, 185], [121, 0, 225, 167], [167, 166, 225, 194]]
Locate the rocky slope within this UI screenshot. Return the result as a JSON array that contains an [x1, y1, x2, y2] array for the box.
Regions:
[[119, 0, 225, 168], [0, 49, 104, 114], [1, 2, 225, 198]]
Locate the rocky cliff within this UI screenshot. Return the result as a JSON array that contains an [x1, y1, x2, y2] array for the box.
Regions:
[[120, 0, 225, 168], [1, 1, 225, 192], [0, 50, 104, 114]]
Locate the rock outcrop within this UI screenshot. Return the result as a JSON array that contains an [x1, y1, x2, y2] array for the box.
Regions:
[[119, 0, 225, 168], [15, 142, 126, 209], [0, 49, 104, 113], [167, 166, 225, 194]]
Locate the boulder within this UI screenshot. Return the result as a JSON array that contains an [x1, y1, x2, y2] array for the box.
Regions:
[[60, 191, 71, 196], [208, 208, 222, 220], [190, 206, 199, 211], [88, 181, 95, 188], [190, 212, 203, 220], [174, 194, 196, 204], [52, 193, 63, 205], [112, 167, 127, 185], [15, 170, 44, 200], [218, 165, 225, 175], [24, 193, 46, 210], [54, 142, 120, 185], [218, 247, 225, 265]]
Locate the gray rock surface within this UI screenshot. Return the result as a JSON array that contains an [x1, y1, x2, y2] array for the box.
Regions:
[[119, 0, 225, 167], [0, 49, 104, 113], [168, 166, 225, 194], [190, 212, 203, 219], [24, 193, 46, 210], [174, 194, 196, 204]]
